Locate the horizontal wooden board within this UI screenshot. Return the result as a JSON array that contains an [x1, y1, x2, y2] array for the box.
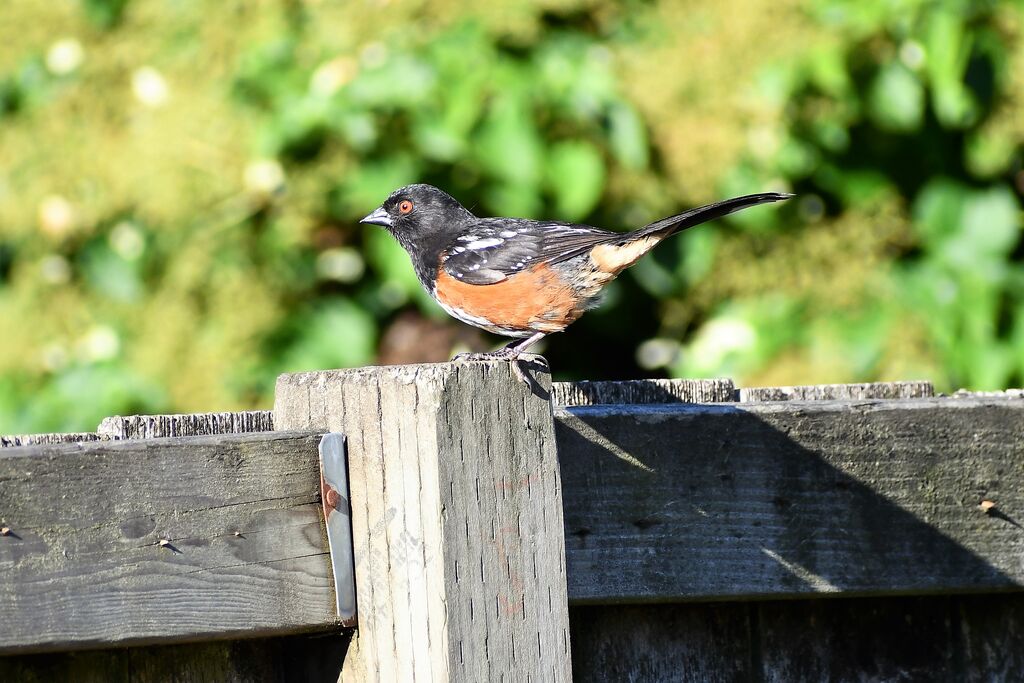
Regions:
[[0, 431, 335, 654], [5, 594, 1022, 681], [556, 396, 1024, 603], [569, 594, 1024, 682]]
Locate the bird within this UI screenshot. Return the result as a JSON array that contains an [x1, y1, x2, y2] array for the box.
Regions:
[[361, 184, 790, 376]]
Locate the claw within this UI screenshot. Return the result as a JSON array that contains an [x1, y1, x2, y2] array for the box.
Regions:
[[451, 351, 546, 386], [511, 359, 529, 384], [517, 353, 549, 368]]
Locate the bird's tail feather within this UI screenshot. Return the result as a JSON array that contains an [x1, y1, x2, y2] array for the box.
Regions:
[[630, 192, 792, 240]]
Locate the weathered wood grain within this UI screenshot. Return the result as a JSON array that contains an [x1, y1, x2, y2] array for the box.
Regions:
[[952, 388, 1024, 399], [275, 362, 573, 682], [757, 596, 958, 681], [957, 593, 1024, 680], [568, 594, 1024, 682], [7, 595, 1023, 681], [2, 410, 275, 448], [552, 378, 735, 406], [557, 396, 1024, 603], [1, 432, 101, 447], [97, 410, 274, 439], [739, 380, 934, 402], [0, 431, 335, 653], [569, 603, 754, 682]]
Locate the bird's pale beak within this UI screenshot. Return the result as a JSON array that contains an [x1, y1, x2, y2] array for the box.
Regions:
[[359, 207, 392, 227]]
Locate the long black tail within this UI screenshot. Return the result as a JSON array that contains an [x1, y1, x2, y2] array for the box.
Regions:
[[632, 192, 792, 239]]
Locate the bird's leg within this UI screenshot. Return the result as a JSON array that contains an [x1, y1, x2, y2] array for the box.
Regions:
[[453, 332, 548, 383]]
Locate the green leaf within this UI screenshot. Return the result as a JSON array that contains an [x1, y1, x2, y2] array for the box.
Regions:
[[671, 296, 801, 379], [21, 365, 166, 433], [630, 255, 677, 298], [806, 44, 851, 98], [914, 180, 1021, 267], [412, 114, 466, 162], [483, 183, 542, 219], [676, 229, 718, 285], [280, 299, 377, 372], [336, 155, 420, 217], [954, 186, 1020, 258], [776, 136, 820, 178], [912, 177, 967, 247], [80, 244, 143, 303], [965, 129, 1015, 178], [346, 54, 436, 108], [333, 110, 378, 152], [923, 9, 978, 128], [821, 168, 892, 207], [607, 103, 649, 169], [867, 62, 924, 133], [473, 93, 543, 186], [545, 140, 605, 220], [1011, 303, 1024, 378], [80, 0, 131, 29]]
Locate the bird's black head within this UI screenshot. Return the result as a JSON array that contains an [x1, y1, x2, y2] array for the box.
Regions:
[[360, 184, 473, 249]]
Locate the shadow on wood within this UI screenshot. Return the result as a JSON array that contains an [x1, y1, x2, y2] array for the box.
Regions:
[[557, 399, 1023, 602], [569, 593, 1024, 681], [0, 631, 353, 683]]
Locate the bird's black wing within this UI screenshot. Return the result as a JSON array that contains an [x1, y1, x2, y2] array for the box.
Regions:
[[441, 219, 616, 285], [441, 193, 794, 286]]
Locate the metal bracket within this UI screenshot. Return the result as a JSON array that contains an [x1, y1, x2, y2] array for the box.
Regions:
[[318, 433, 357, 626]]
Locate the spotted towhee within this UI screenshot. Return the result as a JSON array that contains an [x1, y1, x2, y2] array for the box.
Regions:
[[361, 184, 790, 374]]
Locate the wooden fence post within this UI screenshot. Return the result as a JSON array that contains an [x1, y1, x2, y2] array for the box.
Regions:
[[274, 361, 572, 682]]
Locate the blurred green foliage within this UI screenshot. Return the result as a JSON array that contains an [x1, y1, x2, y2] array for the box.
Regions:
[[0, 0, 1021, 432], [719, 0, 1024, 390]]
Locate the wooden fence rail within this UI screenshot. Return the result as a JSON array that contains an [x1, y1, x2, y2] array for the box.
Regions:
[[1, 432, 331, 652], [2, 362, 1023, 681], [558, 396, 1024, 602]]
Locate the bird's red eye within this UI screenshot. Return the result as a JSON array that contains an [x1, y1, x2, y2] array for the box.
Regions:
[[399, 200, 414, 214]]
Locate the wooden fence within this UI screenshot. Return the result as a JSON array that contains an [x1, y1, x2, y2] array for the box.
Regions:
[[1, 362, 1023, 681]]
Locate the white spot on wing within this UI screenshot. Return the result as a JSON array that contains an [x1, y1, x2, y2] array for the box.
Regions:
[[500, 230, 518, 238], [465, 237, 503, 249]]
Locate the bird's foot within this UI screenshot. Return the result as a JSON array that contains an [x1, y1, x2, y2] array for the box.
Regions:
[[453, 349, 548, 365], [453, 348, 519, 362], [452, 350, 548, 384]]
